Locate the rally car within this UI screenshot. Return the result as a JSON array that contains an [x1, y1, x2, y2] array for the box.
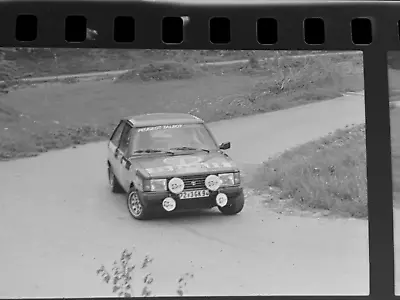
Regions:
[[107, 112, 245, 220]]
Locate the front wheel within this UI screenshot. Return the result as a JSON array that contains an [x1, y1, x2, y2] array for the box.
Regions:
[[127, 188, 151, 220], [218, 193, 245, 215]]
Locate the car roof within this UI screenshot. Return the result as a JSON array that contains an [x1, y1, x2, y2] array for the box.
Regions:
[[124, 113, 204, 127]]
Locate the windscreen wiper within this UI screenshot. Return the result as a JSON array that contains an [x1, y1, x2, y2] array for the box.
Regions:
[[170, 146, 210, 153], [134, 149, 175, 155]]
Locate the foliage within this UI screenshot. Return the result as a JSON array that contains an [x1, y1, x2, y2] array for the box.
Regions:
[[96, 248, 194, 297]]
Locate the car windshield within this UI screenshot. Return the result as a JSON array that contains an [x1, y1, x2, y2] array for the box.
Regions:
[[130, 123, 218, 154]]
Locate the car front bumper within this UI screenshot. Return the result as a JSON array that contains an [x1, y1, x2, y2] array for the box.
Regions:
[[139, 186, 244, 211]]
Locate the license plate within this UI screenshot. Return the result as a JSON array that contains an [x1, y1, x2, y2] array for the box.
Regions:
[[180, 190, 210, 199]]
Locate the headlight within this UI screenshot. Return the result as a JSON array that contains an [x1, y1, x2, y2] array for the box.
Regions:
[[219, 172, 240, 186], [143, 179, 167, 192]]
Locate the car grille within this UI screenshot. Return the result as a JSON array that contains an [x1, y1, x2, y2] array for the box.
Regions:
[[180, 174, 208, 190]]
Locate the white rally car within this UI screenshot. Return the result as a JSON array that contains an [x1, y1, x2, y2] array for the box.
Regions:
[[107, 113, 245, 220]]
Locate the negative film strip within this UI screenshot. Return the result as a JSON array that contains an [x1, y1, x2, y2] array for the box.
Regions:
[[0, 1, 398, 299]]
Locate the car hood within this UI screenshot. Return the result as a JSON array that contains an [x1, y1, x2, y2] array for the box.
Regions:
[[132, 151, 239, 178]]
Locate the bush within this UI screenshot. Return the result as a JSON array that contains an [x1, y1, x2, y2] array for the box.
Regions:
[[97, 248, 194, 297]]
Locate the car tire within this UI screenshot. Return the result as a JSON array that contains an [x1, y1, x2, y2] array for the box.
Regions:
[[127, 188, 151, 220], [108, 166, 124, 194], [218, 192, 245, 215]]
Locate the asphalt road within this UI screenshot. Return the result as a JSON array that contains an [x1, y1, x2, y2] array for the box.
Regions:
[[0, 92, 379, 297]]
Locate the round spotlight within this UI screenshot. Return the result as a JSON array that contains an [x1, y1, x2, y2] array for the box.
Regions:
[[168, 177, 185, 194], [205, 174, 221, 191], [216, 193, 228, 207], [162, 197, 177, 212]]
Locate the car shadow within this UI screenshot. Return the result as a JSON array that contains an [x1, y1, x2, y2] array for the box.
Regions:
[[149, 208, 224, 222]]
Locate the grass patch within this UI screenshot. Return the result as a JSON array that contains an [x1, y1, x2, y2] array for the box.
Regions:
[[114, 61, 204, 83], [0, 49, 333, 80], [248, 124, 368, 219], [0, 53, 363, 161], [197, 54, 363, 118]]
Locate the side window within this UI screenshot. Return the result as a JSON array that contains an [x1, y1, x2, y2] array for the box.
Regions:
[[110, 121, 125, 147], [129, 128, 139, 153], [119, 124, 133, 155]]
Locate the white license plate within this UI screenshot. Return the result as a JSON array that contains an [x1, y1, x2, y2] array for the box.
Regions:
[[180, 190, 210, 199]]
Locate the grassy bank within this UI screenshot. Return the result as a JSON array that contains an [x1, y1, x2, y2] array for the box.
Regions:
[[248, 124, 368, 219], [241, 86, 400, 219], [0, 48, 331, 81], [0, 52, 363, 161]]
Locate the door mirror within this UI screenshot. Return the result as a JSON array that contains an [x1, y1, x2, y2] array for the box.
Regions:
[[219, 142, 231, 150], [122, 157, 131, 170]]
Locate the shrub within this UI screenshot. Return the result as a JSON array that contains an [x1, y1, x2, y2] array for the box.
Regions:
[[97, 248, 194, 297]]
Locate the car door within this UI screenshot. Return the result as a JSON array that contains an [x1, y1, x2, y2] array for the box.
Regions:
[[108, 121, 125, 175], [117, 123, 134, 191]]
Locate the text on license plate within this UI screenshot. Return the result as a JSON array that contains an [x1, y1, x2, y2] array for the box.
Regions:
[[180, 190, 210, 199]]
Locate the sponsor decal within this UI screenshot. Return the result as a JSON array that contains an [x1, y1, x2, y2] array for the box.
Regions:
[[204, 161, 232, 169], [145, 157, 233, 175], [175, 165, 204, 173], [201, 161, 232, 169], [162, 156, 233, 172], [146, 166, 174, 174], [138, 124, 183, 132], [163, 156, 202, 166], [163, 156, 232, 169]]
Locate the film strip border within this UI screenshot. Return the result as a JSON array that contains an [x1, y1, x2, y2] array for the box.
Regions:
[[0, 1, 399, 49], [0, 1, 399, 298], [4, 15, 374, 45]]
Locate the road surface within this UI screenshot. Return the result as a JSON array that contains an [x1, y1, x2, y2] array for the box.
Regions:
[[0, 92, 378, 297]]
